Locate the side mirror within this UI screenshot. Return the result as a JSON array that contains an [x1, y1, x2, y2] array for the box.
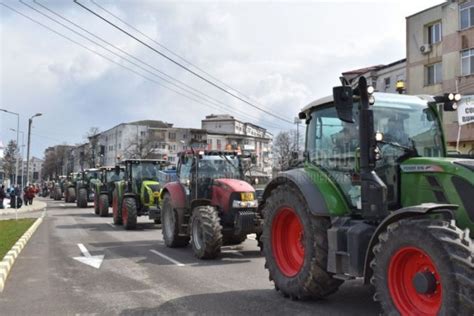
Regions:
[[333, 86, 354, 123], [291, 151, 299, 161]]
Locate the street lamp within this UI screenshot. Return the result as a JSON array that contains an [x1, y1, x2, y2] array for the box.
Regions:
[[0, 108, 20, 186], [10, 128, 25, 189], [26, 113, 42, 184]]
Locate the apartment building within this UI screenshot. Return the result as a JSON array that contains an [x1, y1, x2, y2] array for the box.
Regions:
[[406, 0, 474, 153]]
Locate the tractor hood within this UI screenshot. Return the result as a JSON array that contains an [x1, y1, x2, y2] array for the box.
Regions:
[[400, 157, 474, 237], [142, 180, 161, 192], [214, 178, 255, 193]]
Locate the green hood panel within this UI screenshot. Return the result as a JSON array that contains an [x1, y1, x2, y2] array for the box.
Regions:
[[401, 157, 474, 234]]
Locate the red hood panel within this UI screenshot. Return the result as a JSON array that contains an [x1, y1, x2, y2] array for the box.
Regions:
[[215, 179, 254, 192]]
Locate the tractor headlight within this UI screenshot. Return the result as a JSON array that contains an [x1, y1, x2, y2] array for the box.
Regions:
[[232, 199, 258, 208]]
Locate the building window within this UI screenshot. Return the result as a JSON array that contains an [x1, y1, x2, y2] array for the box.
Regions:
[[427, 22, 442, 44], [426, 63, 442, 85], [384, 77, 391, 91], [118, 143, 121, 149], [461, 49, 474, 76], [460, 4, 474, 30], [140, 131, 146, 137], [169, 132, 176, 140]]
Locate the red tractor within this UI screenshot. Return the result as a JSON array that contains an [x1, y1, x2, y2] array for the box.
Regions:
[[160, 150, 262, 259]]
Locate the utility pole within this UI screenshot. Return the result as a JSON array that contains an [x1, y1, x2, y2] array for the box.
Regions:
[[26, 113, 42, 185], [10, 128, 25, 189], [294, 117, 301, 152]]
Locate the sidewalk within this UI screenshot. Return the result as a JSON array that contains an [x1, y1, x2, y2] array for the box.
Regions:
[[0, 198, 47, 216]]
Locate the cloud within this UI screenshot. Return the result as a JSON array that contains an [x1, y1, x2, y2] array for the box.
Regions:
[[0, 0, 441, 158]]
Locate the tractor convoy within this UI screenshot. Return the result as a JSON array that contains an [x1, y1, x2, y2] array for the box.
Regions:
[[43, 76, 474, 315]]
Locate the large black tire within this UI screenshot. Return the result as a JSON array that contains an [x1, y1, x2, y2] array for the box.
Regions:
[[161, 193, 189, 247], [190, 205, 223, 259], [77, 188, 88, 208], [99, 194, 109, 217], [223, 233, 247, 245], [66, 187, 76, 203], [112, 189, 122, 225], [54, 187, 61, 201], [93, 193, 100, 215], [262, 184, 343, 300], [371, 219, 474, 316], [122, 197, 137, 230]]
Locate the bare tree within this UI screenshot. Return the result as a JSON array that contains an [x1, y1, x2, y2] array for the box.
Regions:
[[124, 132, 158, 159], [3, 140, 19, 183], [84, 127, 100, 168], [273, 130, 298, 171]]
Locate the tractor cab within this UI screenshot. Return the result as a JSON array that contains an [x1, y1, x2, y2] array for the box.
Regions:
[[300, 91, 474, 233], [75, 168, 100, 208], [160, 150, 263, 259], [92, 165, 125, 217], [111, 159, 169, 229]]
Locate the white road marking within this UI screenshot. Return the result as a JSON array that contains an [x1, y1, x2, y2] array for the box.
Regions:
[[107, 223, 116, 229], [59, 204, 66, 207], [150, 249, 185, 267], [73, 243, 104, 269]]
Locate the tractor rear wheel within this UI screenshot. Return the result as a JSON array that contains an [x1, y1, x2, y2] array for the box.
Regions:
[[93, 193, 100, 215], [191, 205, 223, 259], [262, 184, 343, 300], [54, 187, 61, 201], [371, 219, 474, 316], [77, 188, 88, 208], [66, 187, 75, 203], [99, 194, 109, 217], [122, 197, 137, 230], [112, 189, 122, 225], [161, 193, 189, 247]]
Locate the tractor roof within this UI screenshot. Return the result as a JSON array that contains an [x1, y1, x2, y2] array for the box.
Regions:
[[179, 150, 241, 156], [99, 165, 124, 171], [300, 92, 430, 115], [85, 168, 100, 172]]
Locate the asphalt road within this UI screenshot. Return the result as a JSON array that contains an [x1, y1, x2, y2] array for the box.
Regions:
[[0, 199, 381, 315]]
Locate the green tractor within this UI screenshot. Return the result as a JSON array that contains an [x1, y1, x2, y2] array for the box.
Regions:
[[260, 77, 473, 315], [93, 165, 124, 217], [50, 179, 62, 201], [64, 172, 79, 203], [112, 159, 168, 230], [76, 168, 100, 208]]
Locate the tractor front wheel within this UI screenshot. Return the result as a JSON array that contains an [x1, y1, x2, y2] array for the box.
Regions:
[[371, 219, 473, 316], [66, 187, 76, 203], [77, 188, 88, 208], [112, 189, 122, 225], [190, 205, 223, 259], [93, 193, 100, 215], [262, 184, 342, 300], [161, 193, 189, 247], [122, 197, 137, 230], [99, 194, 109, 217]]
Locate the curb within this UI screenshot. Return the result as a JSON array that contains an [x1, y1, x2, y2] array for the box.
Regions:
[[0, 215, 44, 292], [0, 201, 47, 216]]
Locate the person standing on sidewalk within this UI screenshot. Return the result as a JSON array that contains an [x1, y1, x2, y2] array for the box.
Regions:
[[0, 185, 5, 209]]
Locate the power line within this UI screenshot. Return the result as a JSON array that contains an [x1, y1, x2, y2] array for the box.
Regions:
[[25, 0, 286, 130], [2, 2, 282, 133], [90, 0, 279, 113], [74, 0, 294, 124]]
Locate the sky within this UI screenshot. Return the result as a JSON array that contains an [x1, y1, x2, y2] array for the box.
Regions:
[[0, 0, 443, 158]]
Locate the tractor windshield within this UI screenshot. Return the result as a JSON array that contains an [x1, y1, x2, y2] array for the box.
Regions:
[[306, 96, 445, 162], [132, 162, 161, 181], [198, 155, 241, 180], [106, 169, 124, 183]]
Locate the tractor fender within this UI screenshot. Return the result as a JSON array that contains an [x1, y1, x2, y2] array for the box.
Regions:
[[161, 182, 187, 209], [363, 203, 457, 283], [261, 168, 329, 216]]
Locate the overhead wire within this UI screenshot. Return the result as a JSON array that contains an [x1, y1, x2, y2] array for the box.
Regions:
[[74, 0, 294, 124], [25, 0, 287, 130], [6, 2, 283, 133], [90, 0, 281, 113]]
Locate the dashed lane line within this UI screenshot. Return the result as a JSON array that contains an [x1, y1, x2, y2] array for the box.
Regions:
[[150, 249, 185, 267]]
